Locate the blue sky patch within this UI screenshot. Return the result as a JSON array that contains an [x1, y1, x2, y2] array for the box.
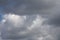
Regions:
[[0, 13, 3, 21]]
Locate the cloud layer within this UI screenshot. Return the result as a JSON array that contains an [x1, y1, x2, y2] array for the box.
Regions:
[[0, 0, 56, 15], [1, 0, 60, 40]]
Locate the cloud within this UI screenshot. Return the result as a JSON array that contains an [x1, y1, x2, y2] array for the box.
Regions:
[[46, 11, 60, 27], [0, 0, 55, 15], [0, 14, 54, 40], [43, 0, 60, 27], [1, 0, 60, 40], [45, 13, 60, 40]]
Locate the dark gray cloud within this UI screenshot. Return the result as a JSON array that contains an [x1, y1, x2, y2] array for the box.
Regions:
[[47, 13, 60, 26], [0, 0, 55, 15], [46, 6, 60, 40], [44, 0, 60, 26]]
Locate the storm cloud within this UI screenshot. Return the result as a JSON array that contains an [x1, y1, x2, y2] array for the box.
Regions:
[[0, 0, 60, 40], [0, 0, 55, 15], [47, 13, 60, 26]]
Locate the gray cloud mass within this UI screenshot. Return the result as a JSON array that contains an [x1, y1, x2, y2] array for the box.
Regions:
[[0, 0, 55, 15], [1, 14, 52, 40], [1, 0, 60, 40]]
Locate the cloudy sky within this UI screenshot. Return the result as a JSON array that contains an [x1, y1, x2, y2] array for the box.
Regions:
[[0, 0, 60, 40]]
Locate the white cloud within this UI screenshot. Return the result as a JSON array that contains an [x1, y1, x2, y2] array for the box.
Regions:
[[3, 14, 26, 27]]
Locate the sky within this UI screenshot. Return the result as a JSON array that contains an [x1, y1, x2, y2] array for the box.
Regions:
[[0, 0, 60, 40], [0, 14, 2, 21]]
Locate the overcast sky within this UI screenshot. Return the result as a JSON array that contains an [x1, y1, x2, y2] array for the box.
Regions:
[[0, 0, 60, 40]]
